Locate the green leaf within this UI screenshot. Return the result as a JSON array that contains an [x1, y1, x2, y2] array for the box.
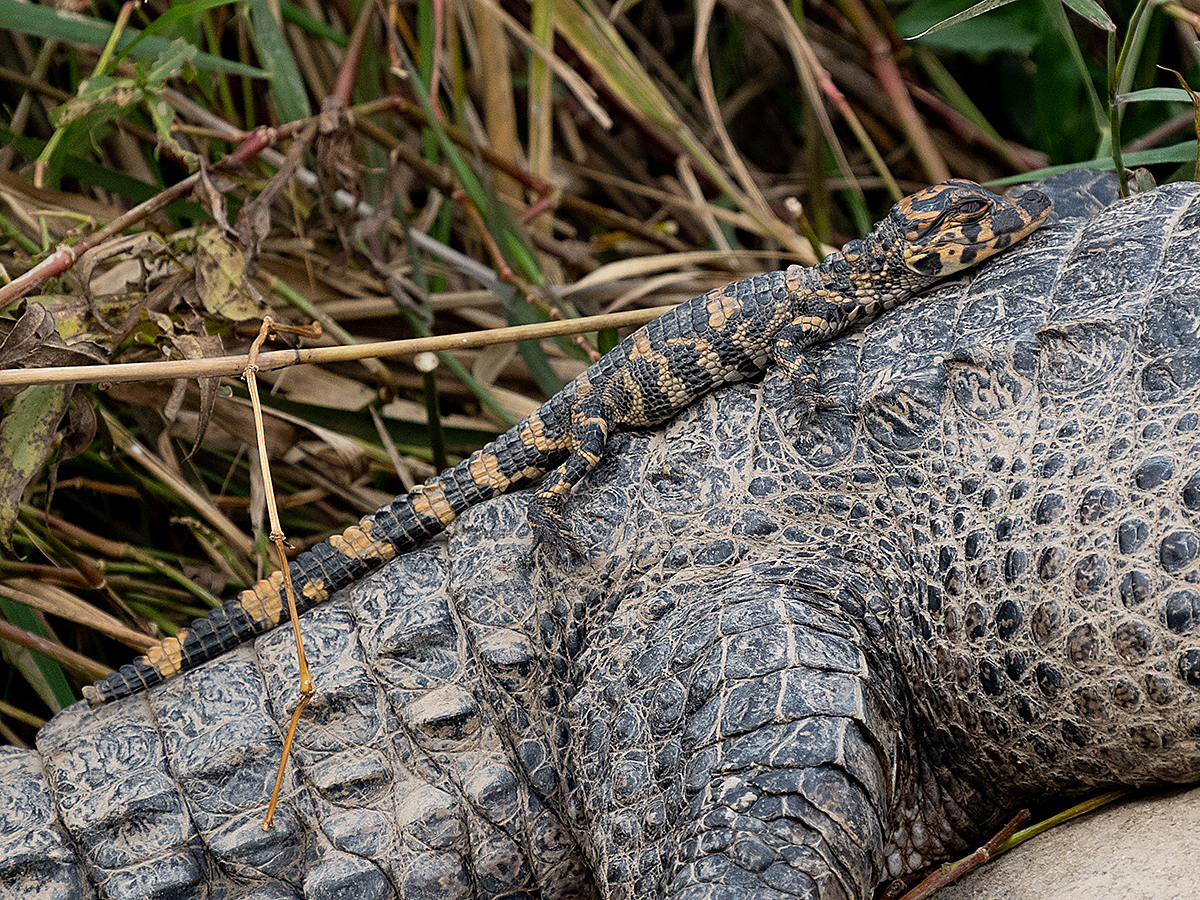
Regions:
[[0, 597, 75, 712], [50, 40, 200, 167], [194, 228, 264, 321], [247, 0, 311, 122], [279, 0, 348, 46], [144, 35, 199, 82], [986, 141, 1200, 185], [111, 0, 241, 71], [0, 384, 72, 552], [901, 0, 1023, 41], [897, 0, 1045, 54], [598, 328, 619, 355], [50, 73, 143, 130], [0, 0, 266, 78], [1116, 88, 1195, 105], [1058, 0, 1115, 31]]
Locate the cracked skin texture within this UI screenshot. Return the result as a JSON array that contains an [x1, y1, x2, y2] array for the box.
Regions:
[[3, 170, 1200, 899]]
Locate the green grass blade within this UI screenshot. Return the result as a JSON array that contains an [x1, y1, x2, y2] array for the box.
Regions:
[[1116, 87, 1194, 104], [902, 0, 1023, 40], [0, 598, 75, 711], [247, 0, 311, 122], [987, 141, 1199, 184], [0, 0, 266, 78], [279, 0, 348, 46], [1058, 0, 1115, 31], [111, 0, 242, 71], [1041, 0, 1109, 136]]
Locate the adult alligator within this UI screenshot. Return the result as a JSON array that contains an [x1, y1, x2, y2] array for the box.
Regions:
[[3, 169, 1199, 899]]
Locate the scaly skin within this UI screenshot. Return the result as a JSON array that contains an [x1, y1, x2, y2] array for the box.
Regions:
[[84, 179, 1051, 706]]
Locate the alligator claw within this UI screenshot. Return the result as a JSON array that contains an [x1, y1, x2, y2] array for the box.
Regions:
[[527, 495, 585, 556]]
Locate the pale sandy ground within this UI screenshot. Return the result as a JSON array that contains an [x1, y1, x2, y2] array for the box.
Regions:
[[936, 785, 1200, 900]]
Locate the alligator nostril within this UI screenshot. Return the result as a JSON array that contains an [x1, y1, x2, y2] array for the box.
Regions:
[[1021, 190, 1052, 211]]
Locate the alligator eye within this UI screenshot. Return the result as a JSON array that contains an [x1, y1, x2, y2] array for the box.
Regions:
[[952, 198, 989, 218]]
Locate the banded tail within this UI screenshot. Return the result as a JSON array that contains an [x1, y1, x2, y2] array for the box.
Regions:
[[82, 403, 574, 705]]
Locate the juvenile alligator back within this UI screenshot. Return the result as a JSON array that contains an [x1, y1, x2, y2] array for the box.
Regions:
[[85, 180, 1050, 705]]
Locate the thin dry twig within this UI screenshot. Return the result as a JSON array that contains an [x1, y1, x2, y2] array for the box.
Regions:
[[243, 318, 315, 832], [0, 306, 676, 388], [896, 809, 1031, 900]]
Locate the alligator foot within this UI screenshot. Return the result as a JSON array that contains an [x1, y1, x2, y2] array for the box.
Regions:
[[796, 390, 844, 423], [886, 809, 1031, 900], [527, 493, 587, 558]]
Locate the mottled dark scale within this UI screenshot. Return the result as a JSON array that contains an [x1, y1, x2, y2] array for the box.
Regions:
[[1031, 600, 1063, 645], [1033, 493, 1066, 525], [1014, 695, 1039, 724], [964, 530, 988, 560], [1005, 649, 1027, 681], [1179, 650, 1200, 688], [1111, 678, 1142, 710], [1035, 662, 1064, 699], [1003, 549, 1032, 585], [1119, 519, 1150, 555], [1038, 546, 1067, 581], [1078, 487, 1120, 523], [1164, 591, 1200, 635], [1066, 623, 1102, 668], [1146, 673, 1179, 706], [11, 173, 1200, 900], [1135, 456, 1176, 490], [1073, 554, 1109, 595], [1112, 620, 1155, 664], [1160, 531, 1200, 572], [995, 599, 1024, 640], [1185, 472, 1200, 511], [1041, 452, 1068, 478], [1120, 570, 1152, 608], [1074, 687, 1107, 722]]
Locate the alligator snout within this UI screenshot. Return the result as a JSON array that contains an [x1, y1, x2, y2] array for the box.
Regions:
[[992, 189, 1052, 235]]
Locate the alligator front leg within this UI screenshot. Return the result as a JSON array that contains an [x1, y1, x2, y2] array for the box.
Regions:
[[767, 323, 844, 421], [563, 574, 900, 900], [667, 671, 893, 900]]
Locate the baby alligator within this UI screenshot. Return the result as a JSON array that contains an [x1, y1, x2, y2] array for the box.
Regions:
[[84, 179, 1051, 706]]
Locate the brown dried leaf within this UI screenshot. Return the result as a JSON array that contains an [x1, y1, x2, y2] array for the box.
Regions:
[[193, 228, 266, 322], [192, 165, 237, 237], [0, 385, 73, 552], [45, 392, 98, 508], [170, 329, 224, 456], [0, 303, 107, 404], [58, 394, 97, 463], [0, 303, 57, 367]]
